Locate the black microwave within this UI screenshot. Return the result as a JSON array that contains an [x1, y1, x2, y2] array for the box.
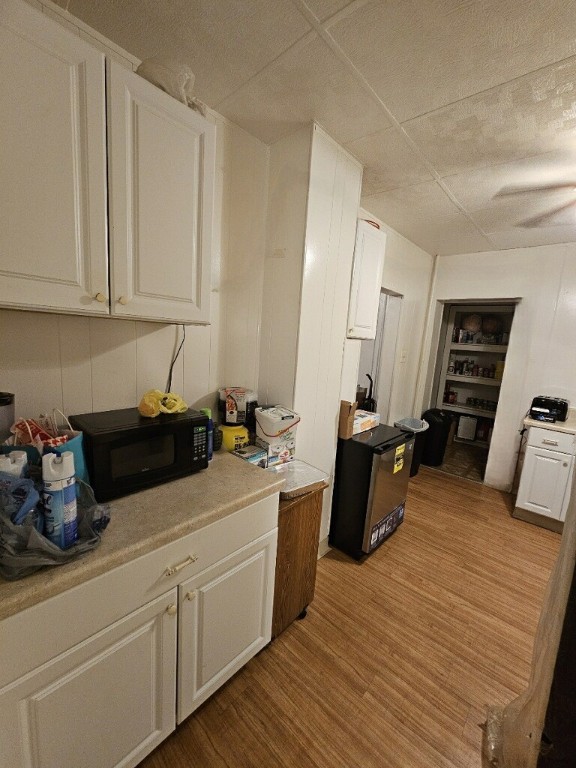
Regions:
[[69, 407, 209, 501]]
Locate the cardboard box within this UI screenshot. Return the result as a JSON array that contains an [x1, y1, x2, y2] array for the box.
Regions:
[[255, 406, 299, 466], [338, 400, 380, 439]]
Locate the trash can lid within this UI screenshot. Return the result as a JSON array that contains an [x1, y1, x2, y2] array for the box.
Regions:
[[394, 417, 429, 433]]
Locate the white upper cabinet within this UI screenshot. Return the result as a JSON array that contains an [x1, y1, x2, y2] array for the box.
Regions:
[[107, 62, 215, 324], [0, 0, 108, 314], [346, 220, 387, 340], [0, 0, 215, 324]]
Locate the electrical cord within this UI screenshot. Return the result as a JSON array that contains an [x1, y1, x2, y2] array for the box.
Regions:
[[166, 325, 186, 393]]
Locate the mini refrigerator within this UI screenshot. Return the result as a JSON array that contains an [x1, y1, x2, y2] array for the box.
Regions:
[[329, 424, 415, 560]]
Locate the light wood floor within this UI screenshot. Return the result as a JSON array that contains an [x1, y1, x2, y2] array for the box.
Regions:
[[139, 468, 560, 768]]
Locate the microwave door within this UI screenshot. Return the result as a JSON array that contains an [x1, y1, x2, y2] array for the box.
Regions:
[[110, 434, 175, 480]]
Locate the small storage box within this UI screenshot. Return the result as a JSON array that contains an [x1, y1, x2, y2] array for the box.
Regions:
[[255, 406, 299, 466], [353, 410, 380, 435], [457, 415, 477, 441], [232, 445, 268, 466]]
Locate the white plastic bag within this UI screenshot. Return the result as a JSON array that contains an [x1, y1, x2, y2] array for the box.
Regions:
[[136, 57, 206, 115]]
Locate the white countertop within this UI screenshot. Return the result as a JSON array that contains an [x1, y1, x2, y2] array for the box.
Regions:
[[523, 407, 576, 435], [0, 452, 284, 621]]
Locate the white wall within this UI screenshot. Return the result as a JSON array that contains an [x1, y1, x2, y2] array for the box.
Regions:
[[258, 125, 311, 409], [0, 114, 269, 421], [259, 124, 363, 542], [417, 243, 576, 490]]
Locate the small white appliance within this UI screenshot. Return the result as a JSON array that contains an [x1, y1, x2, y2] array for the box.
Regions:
[[457, 415, 477, 441]]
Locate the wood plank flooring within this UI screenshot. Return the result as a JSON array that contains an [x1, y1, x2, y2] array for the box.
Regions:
[[139, 468, 560, 768]]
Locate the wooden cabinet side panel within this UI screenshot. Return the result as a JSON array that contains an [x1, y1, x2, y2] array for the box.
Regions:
[[272, 489, 324, 637]]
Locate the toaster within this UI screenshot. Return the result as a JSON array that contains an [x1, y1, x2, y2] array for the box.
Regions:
[[529, 396, 569, 423]]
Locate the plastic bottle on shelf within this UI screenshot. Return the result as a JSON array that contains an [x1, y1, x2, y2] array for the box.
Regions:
[[448, 358, 455, 374]]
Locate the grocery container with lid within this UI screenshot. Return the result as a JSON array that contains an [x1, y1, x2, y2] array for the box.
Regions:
[[255, 406, 299, 466]]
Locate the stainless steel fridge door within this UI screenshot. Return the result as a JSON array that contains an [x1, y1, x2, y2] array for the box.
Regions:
[[362, 437, 414, 552]]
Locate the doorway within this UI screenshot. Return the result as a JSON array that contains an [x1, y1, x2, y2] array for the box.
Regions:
[[428, 301, 516, 482], [357, 291, 402, 424]]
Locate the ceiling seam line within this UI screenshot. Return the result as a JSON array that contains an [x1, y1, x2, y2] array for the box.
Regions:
[[292, 0, 493, 241]]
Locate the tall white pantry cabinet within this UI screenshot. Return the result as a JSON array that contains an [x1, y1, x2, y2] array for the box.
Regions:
[[0, 0, 215, 325]]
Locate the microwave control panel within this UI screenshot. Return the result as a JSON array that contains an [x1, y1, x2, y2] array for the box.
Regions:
[[192, 425, 208, 461]]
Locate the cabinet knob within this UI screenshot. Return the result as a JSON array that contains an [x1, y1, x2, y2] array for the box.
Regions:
[[564, 462, 569, 467], [94, 292, 107, 303], [117, 295, 129, 306], [185, 591, 196, 602], [166, 603, 177, 616]]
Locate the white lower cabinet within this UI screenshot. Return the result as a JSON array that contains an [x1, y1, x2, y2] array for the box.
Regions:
[[0, 495, 278, 768], [516, 427, 576, 522], [177, 530, 277, 722], [0, 590, 178, 768]]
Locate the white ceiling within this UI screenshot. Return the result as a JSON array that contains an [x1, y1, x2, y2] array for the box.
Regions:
[[56, 0, 576, 256]]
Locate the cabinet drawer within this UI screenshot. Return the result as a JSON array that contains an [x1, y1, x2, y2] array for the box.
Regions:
[[528, 427, 576, 454]]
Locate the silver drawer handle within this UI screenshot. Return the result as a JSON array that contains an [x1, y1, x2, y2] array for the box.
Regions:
[[164, 554, 198, 577], [542, 439, 559, 446]]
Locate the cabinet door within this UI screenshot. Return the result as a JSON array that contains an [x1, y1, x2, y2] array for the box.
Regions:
[[177, 529, 277, 723], [516, 445, 573, 520], [0, 0, 108, 315], [107, 62, 215, 324], [0, 590, 177, 768], [346, 220, 386, 339]]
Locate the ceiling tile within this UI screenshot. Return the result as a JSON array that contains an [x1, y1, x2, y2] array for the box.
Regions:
[[330, 0, 576, 122], [403, 59, 576, 177], [66, 0, 312, 105], [217, 33, 390, 146], [362, 181, 494, 255], [346, 127, 434, 195]]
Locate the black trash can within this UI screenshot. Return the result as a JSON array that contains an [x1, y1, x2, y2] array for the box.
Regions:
[[420, 409, 453, 467], [410, 430, 427, 476]]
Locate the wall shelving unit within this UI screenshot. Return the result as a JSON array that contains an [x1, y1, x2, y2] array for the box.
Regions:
[[436, 304, 515, 443]]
